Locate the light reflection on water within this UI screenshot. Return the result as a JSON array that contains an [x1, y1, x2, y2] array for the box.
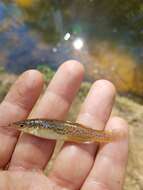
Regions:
[[0, 0, 143, 95]]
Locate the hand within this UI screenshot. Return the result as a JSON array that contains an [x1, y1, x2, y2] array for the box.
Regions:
[[0, 60, 128, 190]]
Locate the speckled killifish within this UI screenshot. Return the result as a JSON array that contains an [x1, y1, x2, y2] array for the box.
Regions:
[[8, 119, 121, 143]]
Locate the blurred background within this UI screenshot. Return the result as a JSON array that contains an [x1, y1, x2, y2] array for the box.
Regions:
[[0, 0, 143, 189]]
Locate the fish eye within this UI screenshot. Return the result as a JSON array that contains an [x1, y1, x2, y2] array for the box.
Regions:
[[20, 124, 24, 127]]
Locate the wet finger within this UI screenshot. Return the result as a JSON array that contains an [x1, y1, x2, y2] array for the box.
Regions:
[[81, 117, 128, 190], [48, 80, 116, 190], [0, 70, 43, 167], [9, 60, 84, 170]]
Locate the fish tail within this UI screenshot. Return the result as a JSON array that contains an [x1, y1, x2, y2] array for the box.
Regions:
[[93, 129, 125, 143]]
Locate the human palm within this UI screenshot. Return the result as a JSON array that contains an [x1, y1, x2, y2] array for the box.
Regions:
[[0, 61, 128, 190]]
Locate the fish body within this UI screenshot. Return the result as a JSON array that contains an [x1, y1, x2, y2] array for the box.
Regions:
[[9, 119, 118, 143]]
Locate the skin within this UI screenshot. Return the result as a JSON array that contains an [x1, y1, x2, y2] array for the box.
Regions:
[[0, 60, 128, 190]]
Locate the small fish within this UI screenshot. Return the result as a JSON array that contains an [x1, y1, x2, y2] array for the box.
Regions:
[[8, 119, 122, 143]]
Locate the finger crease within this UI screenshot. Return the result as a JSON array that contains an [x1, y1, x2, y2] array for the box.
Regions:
[[2, 100, 29, 117], [84, 179, 110, 190], [49, 172, 76, 190]]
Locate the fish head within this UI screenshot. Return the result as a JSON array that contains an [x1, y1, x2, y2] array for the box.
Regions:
[[8, 120, 31, 130]]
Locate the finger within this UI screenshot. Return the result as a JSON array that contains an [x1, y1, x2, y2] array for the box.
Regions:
[[48, 80, 116, 190], [82, 117, 129, 190], [0, 70, 43, 167], [0, 171, 62, 190], [9, 60, 84, 170]]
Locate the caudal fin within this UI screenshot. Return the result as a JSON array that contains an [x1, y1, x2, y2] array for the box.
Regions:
[[93, 129, 125, 143]]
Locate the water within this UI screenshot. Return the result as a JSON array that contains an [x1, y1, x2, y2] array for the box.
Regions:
[[1, 0, 143, 95]]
